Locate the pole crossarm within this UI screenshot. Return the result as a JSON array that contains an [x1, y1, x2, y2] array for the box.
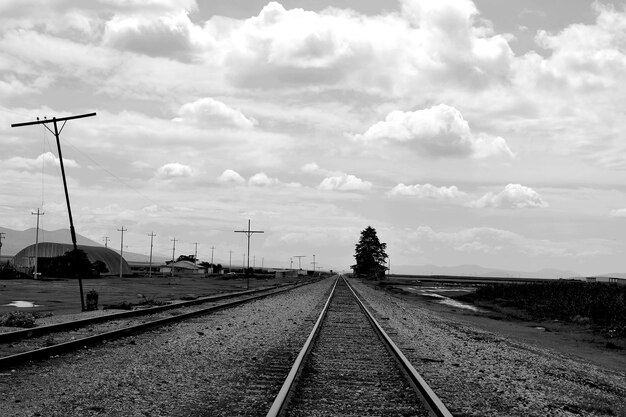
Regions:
[[234, 219, 264, 289], [11, 112, 96, 128], [12, 112, 96, 311]]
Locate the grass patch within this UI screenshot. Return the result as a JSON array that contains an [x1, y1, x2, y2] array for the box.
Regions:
[[460, 281, 626, 337]]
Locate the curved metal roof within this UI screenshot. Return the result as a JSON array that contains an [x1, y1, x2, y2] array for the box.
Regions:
[[13, 243, 131, 276]]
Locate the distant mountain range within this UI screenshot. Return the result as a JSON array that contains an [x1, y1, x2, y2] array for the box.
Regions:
[[391, 263, 583, 279], [0, 226, 166, 263]]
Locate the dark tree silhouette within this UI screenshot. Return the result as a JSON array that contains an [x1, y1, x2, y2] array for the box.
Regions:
[[352, 226, 387, 279]]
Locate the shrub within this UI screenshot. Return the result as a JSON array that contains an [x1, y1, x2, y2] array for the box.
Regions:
[[0, 311, 38, 328]]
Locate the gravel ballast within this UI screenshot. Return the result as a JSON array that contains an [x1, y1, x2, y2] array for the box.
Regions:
[[0, 278, 335, 417], [349, 278, 626, 417]]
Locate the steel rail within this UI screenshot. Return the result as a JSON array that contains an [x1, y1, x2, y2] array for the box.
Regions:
[[266, 277, 338, 417], [344, 278, 453, 417], [0, 280, 318, 369], [0, 282, 307, 344]]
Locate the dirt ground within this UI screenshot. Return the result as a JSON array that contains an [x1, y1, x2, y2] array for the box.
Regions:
[[378, 284, 626, 373], [0, 274, 300, 317]]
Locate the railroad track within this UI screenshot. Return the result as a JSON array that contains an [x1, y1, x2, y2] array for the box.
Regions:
[[267, 276, 452, 417], [0, 279, 317, 369]]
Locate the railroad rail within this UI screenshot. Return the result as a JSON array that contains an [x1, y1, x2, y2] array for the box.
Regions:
[[0, 279, 317, 369], [267, 276, 452, 417]]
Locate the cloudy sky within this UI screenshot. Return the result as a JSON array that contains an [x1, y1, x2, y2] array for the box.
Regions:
[[1, 0, 626, 275]]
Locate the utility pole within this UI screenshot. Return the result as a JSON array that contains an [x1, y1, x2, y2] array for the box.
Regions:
[[229, 250, 233, 272], [171, 238, 178, 277], [293, 255, 306, 270], [31, 208, 45, 279], [0, 232, 5, 265], [103, 236, 110, 248], [311, 254, 317, 275], [118, 226, 127, 278], [210, 246, 215, 264], [234, 219, 264, 289], [12, 112, 96, 312], [148, 232, 156, 278], [193, 242, 199, 263]]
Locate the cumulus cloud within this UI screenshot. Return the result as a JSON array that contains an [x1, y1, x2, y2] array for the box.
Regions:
[[318, 173, 372, 191], [388, 183, 467, 200], [469, 184, 548, 209], [216, 0, 514, 94], [353, 104, 514, 159], [217, 169, 245, 184], [249, 172, 279, 187], [174, 97, 257, 129], [103, 11, 209, 61], [155, 162, 192, 179], [2, 152, 79, 170], [609, 208, 626, 218]]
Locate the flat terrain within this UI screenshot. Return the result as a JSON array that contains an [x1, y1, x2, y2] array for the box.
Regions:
[[0, 275, 300, 317], [375, 282, 626, 373]]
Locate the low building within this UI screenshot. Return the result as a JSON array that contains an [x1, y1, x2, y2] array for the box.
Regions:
[[159, 260, 208, 275], [13, 242, 131, 276]]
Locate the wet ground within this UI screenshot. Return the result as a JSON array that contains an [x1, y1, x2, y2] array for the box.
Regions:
[[378, 283, 626, 373]]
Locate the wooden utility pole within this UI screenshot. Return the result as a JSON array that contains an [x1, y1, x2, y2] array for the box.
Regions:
[[148, 232, 156, 278], [193, 242, 199, 263], [293, 255, 306, 270], [229, 250, 233, 272], [234, 219, 264, 289], [210, 246, 215, 264], [31, 208, 45, 279], [0, 232, 5, 265], [311, 254, 316, 274], [118, 226, 127, 278], [171, 238, 178, 263], [12, 112, 96, 311], [103, 236, 110, 248]]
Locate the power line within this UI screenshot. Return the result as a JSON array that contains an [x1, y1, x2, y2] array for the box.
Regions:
[[12, 112, 96, 312], [234, 219, 264, 290], [118, 226, 127, 279]]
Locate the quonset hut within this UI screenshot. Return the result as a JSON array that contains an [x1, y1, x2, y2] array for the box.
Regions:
[[13, 243, 131, 276]]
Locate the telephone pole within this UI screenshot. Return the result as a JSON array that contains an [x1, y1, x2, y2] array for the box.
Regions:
[[31, 208, 45, 279], [193, 242, 199, 263], [293, 255, 306, 270], [12, 112, 96, 311], [171, 238, 178, 277], [210, 246, 215, 264], [0, 232, 5, 265], [311, 254, 316, 275], [229, 250, 233, 272], [118, 226, 127, 278], [103, 236, 110, 248], [148, 232, 156, 278], [234, 219, 264, 289]]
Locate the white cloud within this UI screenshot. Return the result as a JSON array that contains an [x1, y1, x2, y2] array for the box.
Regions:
[[218, 169, 245, 184], [249, 172, 279, 187], [2, 152, 79, 170], [103, 11, 210, 61], [216, 0, 514, 94], [609, 208, 626, 218], [174, 97, 257, 129], [318, 173, 372, 191], [389, 183, 467, 200], [469, 184, 548, 209], [353, 104, 514, 159], [155, 162, 193, 179]]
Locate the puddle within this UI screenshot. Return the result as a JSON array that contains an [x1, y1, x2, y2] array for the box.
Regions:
[[2, 301, 42, 308], [405, 288, 483, 312]]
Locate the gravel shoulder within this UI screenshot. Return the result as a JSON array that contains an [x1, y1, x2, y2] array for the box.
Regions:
[[0, 277, 335, 417], [350, 278, 626, 417]]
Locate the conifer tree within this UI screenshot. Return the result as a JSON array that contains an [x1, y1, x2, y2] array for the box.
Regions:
[[352, 226, 387, 279]]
